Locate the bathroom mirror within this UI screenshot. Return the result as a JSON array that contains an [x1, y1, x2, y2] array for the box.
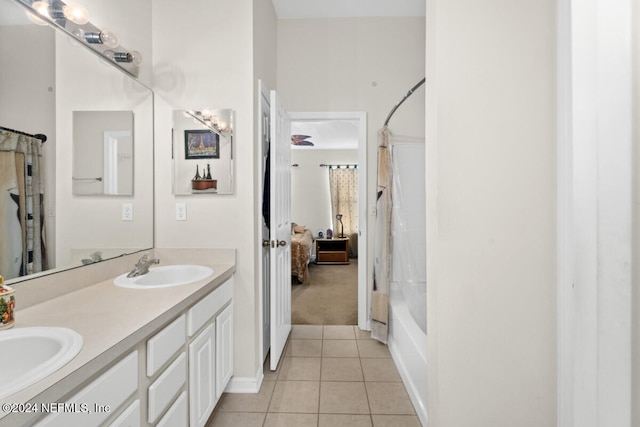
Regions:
[[0, 0, 153, 282], [172, 109, 234, 195], [72, 111, 134, 196]]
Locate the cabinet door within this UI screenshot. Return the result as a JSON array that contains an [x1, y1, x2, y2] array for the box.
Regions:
[[216, 304, 233, 399], [188, 323, 215, 427]]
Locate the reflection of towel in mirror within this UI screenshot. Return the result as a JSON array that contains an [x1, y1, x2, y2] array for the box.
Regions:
[[0, 152, 23, 279], [0, 130, 47, 279]]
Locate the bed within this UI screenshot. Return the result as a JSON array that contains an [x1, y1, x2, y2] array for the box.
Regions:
[[291, 225, 313, 284]]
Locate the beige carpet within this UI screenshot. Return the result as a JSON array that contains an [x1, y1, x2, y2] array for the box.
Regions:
[[292, 260, 358, 325]]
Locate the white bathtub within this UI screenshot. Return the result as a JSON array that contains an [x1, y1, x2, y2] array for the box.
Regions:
[[389, 288, 427, 426]]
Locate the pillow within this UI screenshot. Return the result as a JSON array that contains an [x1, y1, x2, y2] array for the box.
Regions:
[[293, 225, 305, 234]]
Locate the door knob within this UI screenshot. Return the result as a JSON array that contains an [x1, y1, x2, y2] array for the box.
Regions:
[[262, 239, 270, 247], [277, 240, 287, 247]]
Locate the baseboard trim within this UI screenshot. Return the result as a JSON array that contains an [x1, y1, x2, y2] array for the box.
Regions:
[[224, 366, 264, 394]]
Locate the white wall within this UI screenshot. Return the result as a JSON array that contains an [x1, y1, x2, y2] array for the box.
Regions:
[[152, 0, 264, 382], [426, 1, 557, 426], [291, 149, 358, 235]]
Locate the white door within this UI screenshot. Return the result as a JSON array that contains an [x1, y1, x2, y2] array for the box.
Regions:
[[258, 81, 271, 363], [269, 89, 292, 370]]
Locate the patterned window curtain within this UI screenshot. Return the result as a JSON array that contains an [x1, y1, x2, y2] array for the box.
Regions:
[[0, 129, 47, 279], [329, 166, 358, 257]]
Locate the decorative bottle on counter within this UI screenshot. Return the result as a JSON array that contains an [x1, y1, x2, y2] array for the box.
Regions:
[[206, 163, 212, 180], [0, 275, 15, 329]]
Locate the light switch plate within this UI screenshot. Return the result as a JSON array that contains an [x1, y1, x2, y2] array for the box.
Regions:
[[122, 203, 133, 221], [176, 203, 187, 221]]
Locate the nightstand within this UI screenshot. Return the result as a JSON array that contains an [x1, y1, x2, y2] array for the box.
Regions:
[[315, 237, 349, 264]]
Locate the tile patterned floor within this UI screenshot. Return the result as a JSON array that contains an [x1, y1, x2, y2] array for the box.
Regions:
[[206, 325, 421, 427]]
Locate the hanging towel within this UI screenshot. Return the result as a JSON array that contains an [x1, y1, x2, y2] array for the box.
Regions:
[[371, 127, 392, 343]]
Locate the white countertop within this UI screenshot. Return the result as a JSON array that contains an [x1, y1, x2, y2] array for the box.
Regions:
[[0, 248, 235, 426]]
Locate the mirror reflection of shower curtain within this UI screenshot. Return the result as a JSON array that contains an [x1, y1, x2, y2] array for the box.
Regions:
[[0, 130, 47, 279], [328, 166, 358, 256]]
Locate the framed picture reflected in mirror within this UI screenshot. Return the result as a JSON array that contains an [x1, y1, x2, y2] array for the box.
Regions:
[[184, 129, 219, 159]]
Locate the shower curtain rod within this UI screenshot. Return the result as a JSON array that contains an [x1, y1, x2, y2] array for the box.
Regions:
[[319, 163, 358, 169], [383, 77, 426, 127], [0, 125, 47, 142]]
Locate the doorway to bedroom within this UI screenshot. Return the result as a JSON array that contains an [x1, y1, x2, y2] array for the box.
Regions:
[[289, 112, 367, 326]]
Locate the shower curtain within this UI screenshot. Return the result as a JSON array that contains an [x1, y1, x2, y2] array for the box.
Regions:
[[329, 166, 358, 257], [371, 127, 392, 343], [0, 129, 47, 279]]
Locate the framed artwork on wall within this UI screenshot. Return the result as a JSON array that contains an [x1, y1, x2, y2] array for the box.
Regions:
[[184, 129, 220, 159]]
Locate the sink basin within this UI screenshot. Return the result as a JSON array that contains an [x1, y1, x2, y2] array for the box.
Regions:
[[113, 265, 214, 289], [0, 327, 83, 399]]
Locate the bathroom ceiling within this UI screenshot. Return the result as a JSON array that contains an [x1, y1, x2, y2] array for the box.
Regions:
[[271, 0, 426, 19]]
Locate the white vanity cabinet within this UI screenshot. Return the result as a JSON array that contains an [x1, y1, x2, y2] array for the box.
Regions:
[[187, 278, 234, 427], [33, 276, 233, 427]]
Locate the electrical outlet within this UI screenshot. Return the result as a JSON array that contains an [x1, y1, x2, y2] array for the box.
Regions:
[[122, 203, 133, 221], [176, 203, 187, 221]]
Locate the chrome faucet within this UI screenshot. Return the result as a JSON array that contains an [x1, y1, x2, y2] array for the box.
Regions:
[[127, 253, 160, 278]]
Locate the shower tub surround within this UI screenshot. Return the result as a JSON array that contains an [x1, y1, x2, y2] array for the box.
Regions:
[[0, 248, 235, 426]]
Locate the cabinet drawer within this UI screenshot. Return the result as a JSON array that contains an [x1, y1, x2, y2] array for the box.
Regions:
[[37, 351, 138, 427], [156, 391, 187, 427], [317, 252, 348, 262], [148, 352, 187, 424], [147, 314, 186, 377], [187, 277, 233, 336], [109, 400, 140, 427]]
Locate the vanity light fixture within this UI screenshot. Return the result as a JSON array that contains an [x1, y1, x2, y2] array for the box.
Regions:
[[15, 0, 143, 77], [48, 1, 89, 24], [185, 110, 230, 137]]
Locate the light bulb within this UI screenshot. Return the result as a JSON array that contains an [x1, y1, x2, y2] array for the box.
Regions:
[[62, 3, 89, 25], [129, 51, 143, 66], [99, 30, 119, 48], [71, 27, 85, 39], [26, 11, 48, 26], [102, 49, 115, 60], [27, 1, 50, 25]]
